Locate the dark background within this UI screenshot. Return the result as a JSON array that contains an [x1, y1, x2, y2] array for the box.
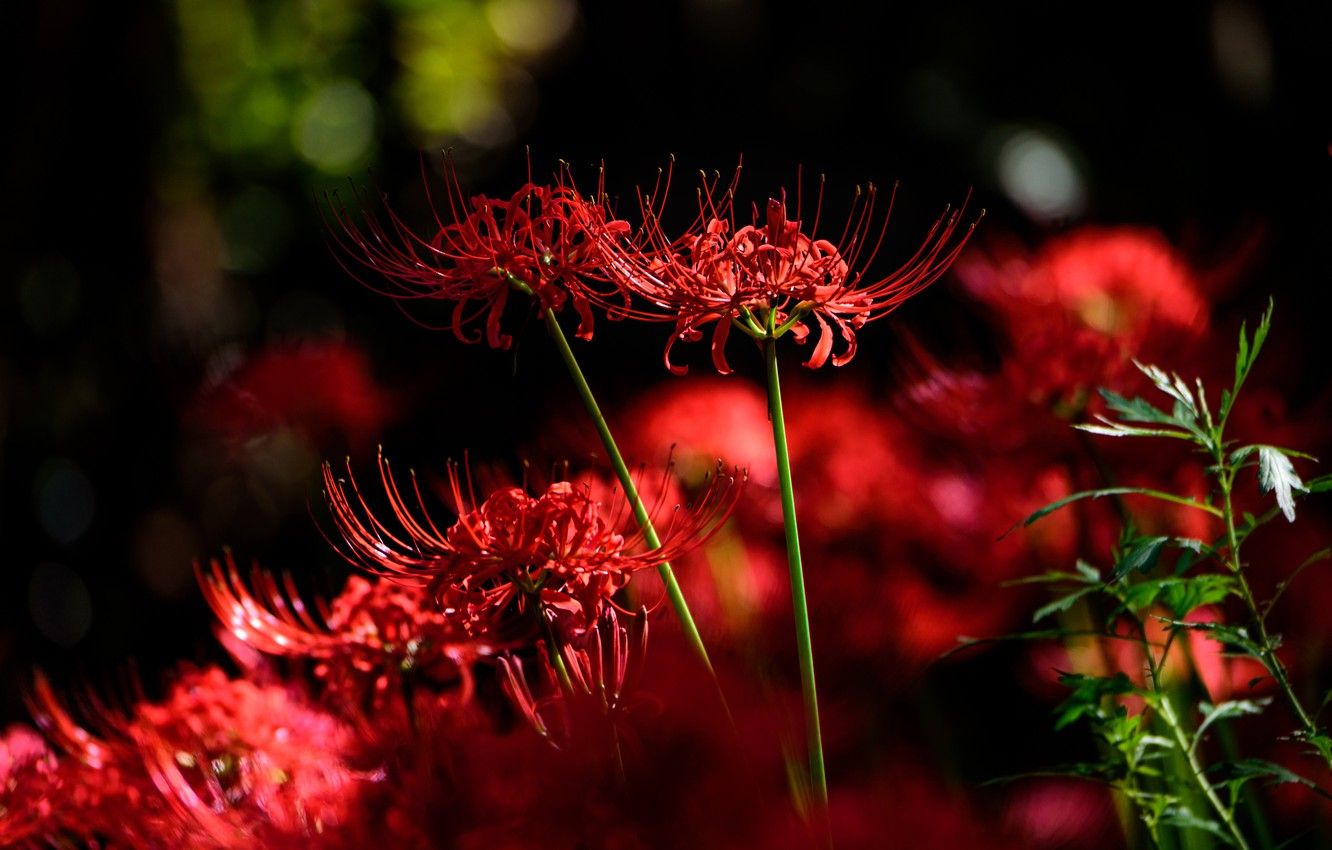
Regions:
[[2, 0, 1329, 732]]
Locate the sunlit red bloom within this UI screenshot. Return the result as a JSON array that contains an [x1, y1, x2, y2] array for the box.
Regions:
[[24, 667, 363, 848], [190, 341, 396, 450], [198, 555, 482, 713], [578, 165, 977, 372], [323, 452, 744, 636], [325, 157, 628, 348]]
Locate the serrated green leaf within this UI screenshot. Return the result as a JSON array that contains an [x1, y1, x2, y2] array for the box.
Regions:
[[1100, 388, 1177, 425], [1306, 474, 1332, 494], [1258, 446, 1307, 522], [1227, 299, 1274, 420], [1033, 586, 1099, 624], [1111, 536, 1170, 582], [980, 764, 1123, 786], [1019, 487, 1221, 530], [1055, 673, 1137, 730], [1134, 360, 1201, 421], [1305, 734, 1332, 765], [1160, 806, 1237, 845], [1193, 700, 1270, 753], [1167, 620, 1268, 661], [1212, 758, 1332, 799], [1160, 574, 1237, 618], [1075, 423, 1191, 440], [1075, 559, 1101, 582], [1006, 565, 1103, 587], [1235, 319, 1251, 390]]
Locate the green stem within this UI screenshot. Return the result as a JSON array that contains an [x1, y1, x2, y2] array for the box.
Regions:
[[763, 333, 829, 814], [512, 275, 719, 683], [1157, 694, 1252, 850], [1214, 451, 1325, 760]]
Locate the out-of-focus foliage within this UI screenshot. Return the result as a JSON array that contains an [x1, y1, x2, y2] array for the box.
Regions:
[[169, 0, 576, 178]]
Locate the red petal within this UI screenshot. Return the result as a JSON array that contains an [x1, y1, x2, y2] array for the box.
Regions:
[[803, 313, 834, 369], [710, 315, 735, 375]]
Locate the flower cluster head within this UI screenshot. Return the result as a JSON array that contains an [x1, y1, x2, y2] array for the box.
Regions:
[[22, 667, 361, 848], [576, 163, 979, 373], [325, 155, 628, 348], [323, 452, 744, 638]]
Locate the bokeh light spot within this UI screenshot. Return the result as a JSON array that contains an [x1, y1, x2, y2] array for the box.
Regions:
[[292, 80, 376, 172], [993, 127, 1087, 222], [27, 562, 93, 647], [1212, 0, 1273, 105], [34, 458, 96, 544], [485, 0, 577, 54], [134, 510, 201, 598]]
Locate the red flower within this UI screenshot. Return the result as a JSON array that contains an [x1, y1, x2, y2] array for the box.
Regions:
[[577, 164, 976, 372], [954, 227, 1211, 408], [0, 725, 59, 846], [198, 555, 482, 714], [190, 341, 396, 450], [325, 157, 628, 348], [24, 668, 364, 848], [323, 452, 744, 636]]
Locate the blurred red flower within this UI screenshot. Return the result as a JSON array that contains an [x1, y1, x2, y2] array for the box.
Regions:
[[24, 667, 365, 848], [191, 341, 396, 451]]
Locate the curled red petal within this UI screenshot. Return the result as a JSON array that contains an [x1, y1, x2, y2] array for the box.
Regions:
[[710, 315, 735, 375], [803, 312, 836, 369]]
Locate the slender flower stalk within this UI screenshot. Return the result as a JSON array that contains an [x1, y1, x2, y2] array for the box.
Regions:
[[505, 272, 722, 678], [763, 316, 828, 815]]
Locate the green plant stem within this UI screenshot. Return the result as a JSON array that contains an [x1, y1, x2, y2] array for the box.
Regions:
[[1157, 694, 1253, 850], [502, 274, 721, 684], [1214, 452, 1325, 759], [763, 334, 829, 814]]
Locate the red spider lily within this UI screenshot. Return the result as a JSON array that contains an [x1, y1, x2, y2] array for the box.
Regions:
[[198, 555, 483, 713], [576, 163, 977, 372], [322, 452, 745, 637], [23, 667, 365, 848], [499, 607, 650, 758], [324, 156, 628, 349]]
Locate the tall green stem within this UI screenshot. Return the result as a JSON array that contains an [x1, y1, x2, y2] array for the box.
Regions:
[[763, 335, 829, 813], [1157, 694, 1253, 850], [508, 274, 718, 681]]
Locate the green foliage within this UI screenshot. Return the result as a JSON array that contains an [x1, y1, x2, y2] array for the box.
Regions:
[[1055, 673, 1140, 730], [1004, 300, 1332, 849]]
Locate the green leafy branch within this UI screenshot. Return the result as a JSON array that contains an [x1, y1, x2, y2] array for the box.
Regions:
[[1004, 300, 1331, 848]]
